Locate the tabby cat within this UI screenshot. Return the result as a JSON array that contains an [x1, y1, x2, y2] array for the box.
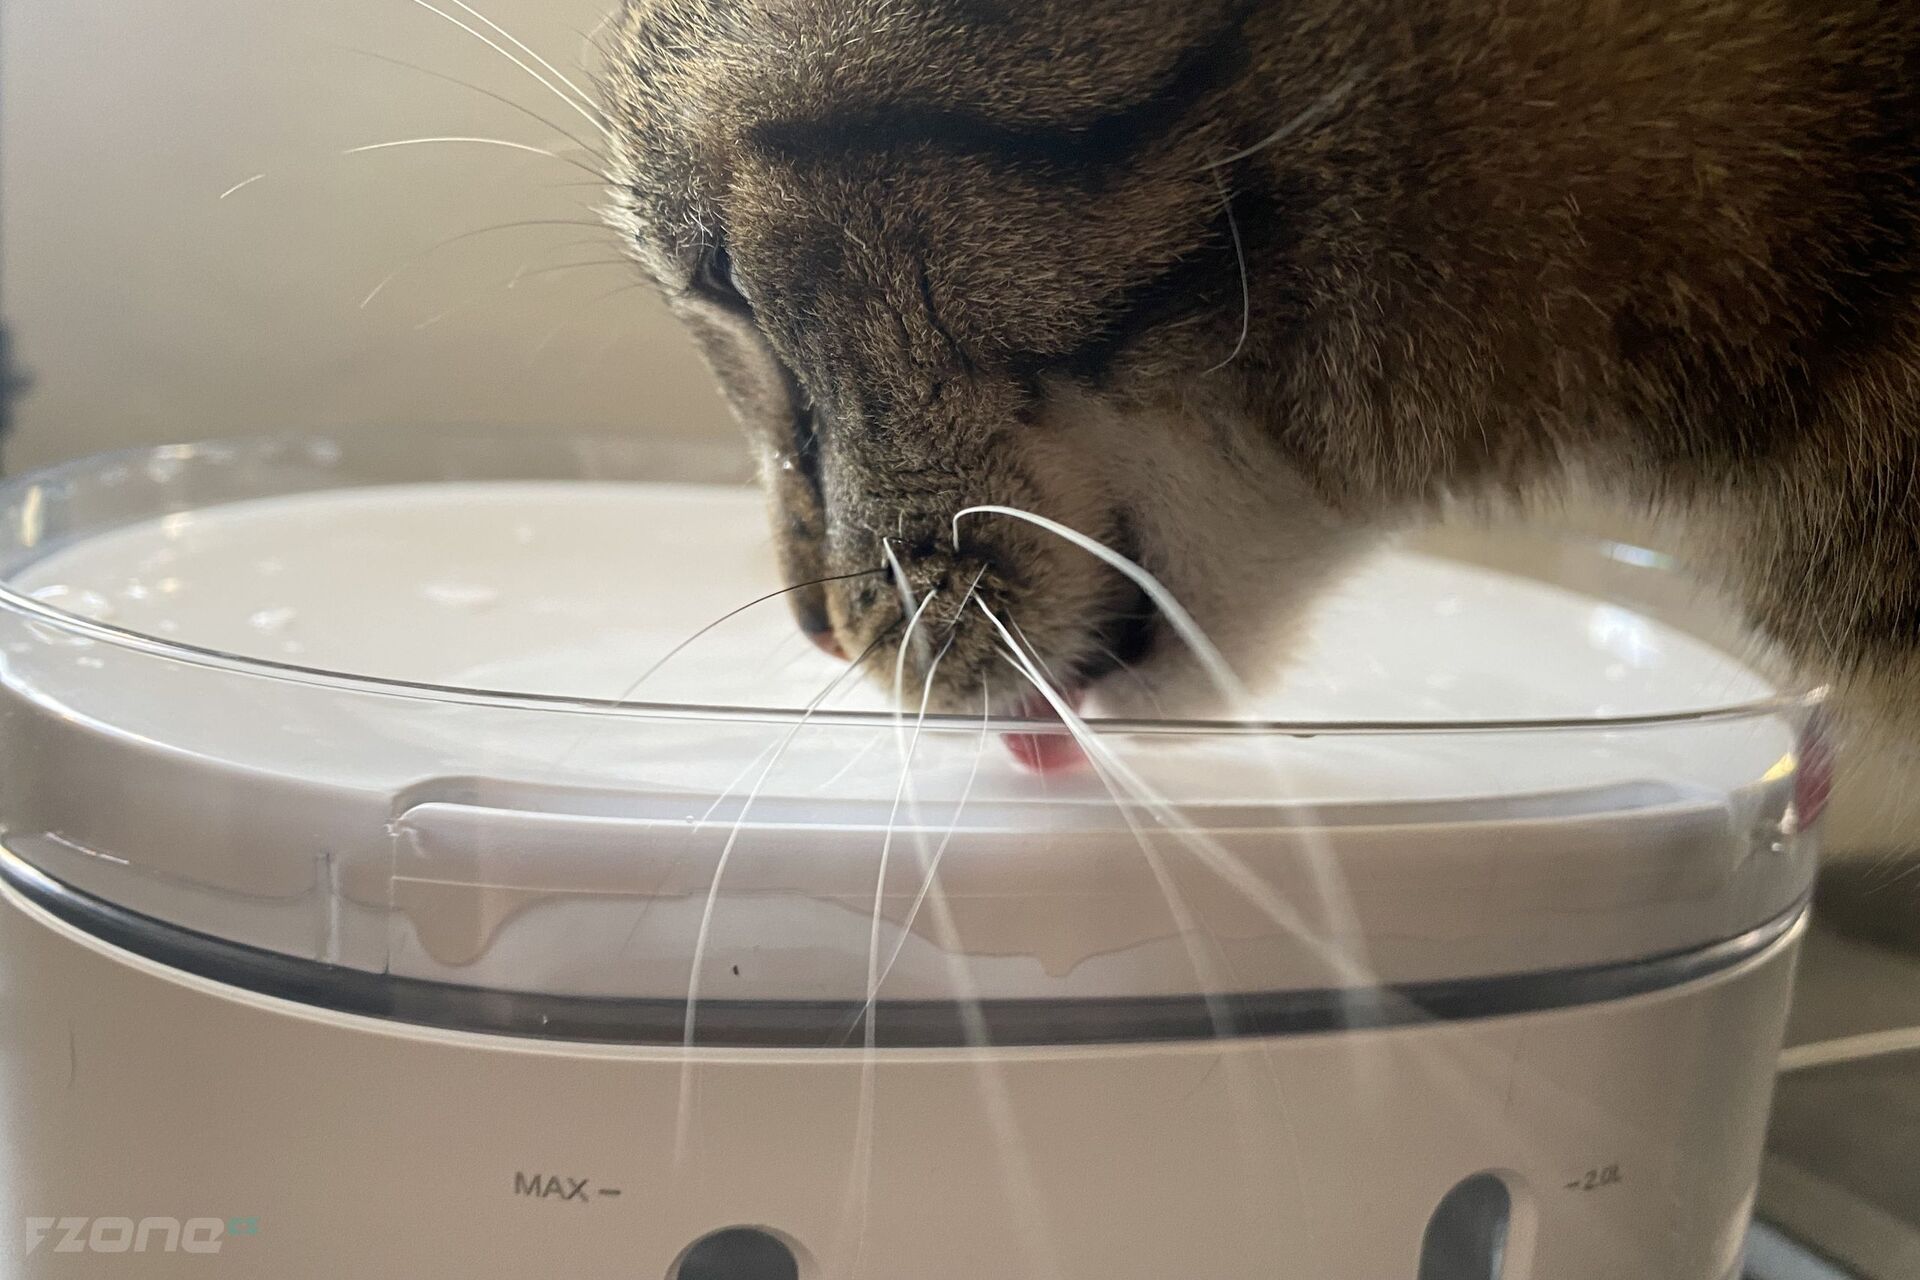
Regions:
[[601, 0, 1920, 746]]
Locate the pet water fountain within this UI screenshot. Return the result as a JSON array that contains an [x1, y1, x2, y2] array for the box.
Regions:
[[0, 427, 1820, 1278]]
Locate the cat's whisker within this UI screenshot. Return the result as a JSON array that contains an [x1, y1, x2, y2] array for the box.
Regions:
[[752, 624, 819, 677], [953, 503, 1383, 994], [404, 0, 617, 143], [1006, 683, 1537, 1165], [818, 650, 1062, 1278], [1094, 640, 1164, 711], [869, 682, 988, 1001], [1200, 67, 1369, 171], [548, 568, 886, 774], [578, 9, 619, 64], [690, 737, 785, 833], [1003, 612, 1067, 691], [871, 567, 986, 990], [914, 778, 1067, 1280], [890, 589, 941, 758], [674, 628, 894, 1171], [436, 0, 616, 132], [359, 219, 618, 310], [335, 44, 605, 159], [1005, 615, 1375, 988], [527, 281, 651, 354], [512, 258, 642, 279], [984, 614, 1237, 1040], [409, 263, 635, 332], [862, 566, 992, 1000], [810, 733, 885, 794], [848, 592, 950, 1047], [343, 135, 570, 161], [835, 594, 947, 1279], [990, 615, 1306, 1215], [1203, 167, 1252, 375], [953, 504, 1247, 703], [880, 539, 924, 655], [217, 173, 267, 201]]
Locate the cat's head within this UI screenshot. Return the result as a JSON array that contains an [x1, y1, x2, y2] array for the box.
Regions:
[[602, 0, 1372, 721]]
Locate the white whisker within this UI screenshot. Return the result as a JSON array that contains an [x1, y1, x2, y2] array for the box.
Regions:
[[990, 615, 1309, 1228], [580, 8, 617, 64], [217, 173, 267, 200], [359, 218, 616, 310], [866, 567, 991, 998], [527, 281, 649, 351], [880, 539, 921, 648], [408, 264, 632, 333], [1203, 167, 1252, 375], [955, 506, 1387, 1036], [871, 683, 988, 997], [343, 135, 565, 159], [955, 505, 1249, 702], [985, 615, 1236, 1037], [336, 44, 604, 158], [810, 732, 886, 793], [860, 592, 949, 1040], [551, 569, 885, 775], [890, 589, 940, 728], [837, 592, 946, 1279], [674, 631, 892, 1168], [1200, 68, 1367, 171], [438, 0, 614, 129], [404, 0, 617, 142]]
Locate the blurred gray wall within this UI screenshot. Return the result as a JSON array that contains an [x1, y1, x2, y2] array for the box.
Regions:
[[0, 0, 735, 472]]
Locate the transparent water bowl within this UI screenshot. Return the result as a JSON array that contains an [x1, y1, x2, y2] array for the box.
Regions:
[[0, 427, 1823, 1048]]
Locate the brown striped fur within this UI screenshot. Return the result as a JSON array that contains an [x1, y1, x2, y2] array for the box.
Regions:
[[602, 0, 1920, 731]]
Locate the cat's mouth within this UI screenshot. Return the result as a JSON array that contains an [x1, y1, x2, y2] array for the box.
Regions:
[[1079, 585, 1160, 686], [1001, 584, 1159, 774]]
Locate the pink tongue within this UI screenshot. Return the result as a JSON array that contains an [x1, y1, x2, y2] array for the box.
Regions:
[[1002, 689, 1089, 774]]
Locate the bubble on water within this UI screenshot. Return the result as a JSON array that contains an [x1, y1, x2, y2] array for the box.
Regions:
[[306, 439, 344, 466], [31, 585, 116, 622], [511, 523, 537, 546], [76, 656, 105, 670], [421, 581, 499, 610], [26, 585, 114, 648], [155, 620, 180, 635], [255, 557, 287, 577], [249, 607, 297, 635], [1588, 605, 1661, 668], [159, 513, 195, 540], [280, 640, 306, 656], [145, 453, 187, 485], [120, 580, 152, 602]]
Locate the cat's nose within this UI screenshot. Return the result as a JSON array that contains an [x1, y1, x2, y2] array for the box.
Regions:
[[807, 624, 848, 661], [789, 585, 847, 661]]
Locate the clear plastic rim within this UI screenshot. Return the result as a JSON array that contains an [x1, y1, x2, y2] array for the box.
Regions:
[[0, 846, 1816, 1046], [0, 428, 1828, 737]]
